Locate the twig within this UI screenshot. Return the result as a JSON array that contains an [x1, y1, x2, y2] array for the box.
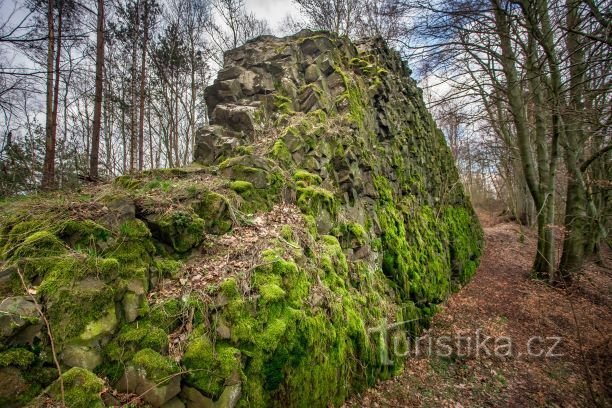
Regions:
[[16, 267, 65, 408]]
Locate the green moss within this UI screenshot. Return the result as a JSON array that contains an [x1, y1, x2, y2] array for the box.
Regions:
[[58, 220, 110, 251], [258, 283, 286, 303], [303, 215, 318, 237], [48, 367, 105, 408], [147, 211, 205, 253], [1, 219, 44, 258], [152, 258, 182, 279], [79, 306, 118, 342], [236, 145, 255, 155], [0, 348, 35, 368], [279, 225, 295, 242], [182, 333, 242, 397], [131, 348, 180, 384], [36, 257, 118, 343], [12, 231, 66, 259], [273, 94, 294, 114], [220, 277, 240, 299], [271, 140, 292, 165], [147, 299, 183, 332], [105, 322, 168, 364], [230, 181, 254, 194], [308, 109, 328, 123], [293, 170, 322, 187], [296, 186, 337, 218], [119, 219, 151, 239], [335, 65, 367, 126], [442, 207, 483, 285], [114, 175, 142, 190], [230, 181, 280, 215], [37, 255, 119, 294], [192, 191, 233, 234], [331, 222, 368, 247]]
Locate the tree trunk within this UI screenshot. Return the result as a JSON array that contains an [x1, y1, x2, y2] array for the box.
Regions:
[[138, 0, 149, 171], [525, 17, 556, 279], [90, 0, 105, 180], [129, 0, 140, 172], [42, 0, 56, 190], [559, 0, 590, 279], [49, 1, 63, 186], [493, 0, 559, 278]]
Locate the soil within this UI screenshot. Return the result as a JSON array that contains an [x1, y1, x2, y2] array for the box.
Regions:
[[344, 211, 611, 408]]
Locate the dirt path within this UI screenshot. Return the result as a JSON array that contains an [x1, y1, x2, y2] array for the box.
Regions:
[[345, 213, 611, 407]]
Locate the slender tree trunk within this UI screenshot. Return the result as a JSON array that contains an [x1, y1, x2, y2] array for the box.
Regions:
[[121, 81, 127, 172], [60, 48, 74, 189], [129, 0, 140, 172], [42, 0, 56, 189], [559, 0, 591, 278], [49, 1, 63, 186], [90, 0, 105, 180], [525, 17, 556, 279], [148, 94, 154, 167], [138, 0, 149, 171]]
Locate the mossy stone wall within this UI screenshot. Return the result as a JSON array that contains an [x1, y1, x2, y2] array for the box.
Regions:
[[0, 30, 482, 408]]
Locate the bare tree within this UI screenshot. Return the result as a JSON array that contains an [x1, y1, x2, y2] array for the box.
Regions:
[[89, 0, 105, 179]]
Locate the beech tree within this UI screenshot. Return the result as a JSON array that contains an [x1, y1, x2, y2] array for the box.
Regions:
[[408, 0, 611, 282]]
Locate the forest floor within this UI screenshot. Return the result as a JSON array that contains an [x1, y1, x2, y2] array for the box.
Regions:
[[344, 211, 611, 408]]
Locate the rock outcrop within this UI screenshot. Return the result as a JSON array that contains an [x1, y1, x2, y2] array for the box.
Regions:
[[0, 31, 482, 407]]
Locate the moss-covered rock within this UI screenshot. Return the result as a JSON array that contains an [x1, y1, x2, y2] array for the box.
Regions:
[[191, 190, 234, 234], [116, 348, 182, 407], [182, 329, 242, 398], [0, 30, 483, 408], [0, 348, 35, 368], [0, 296, 41, 345], [47, 367, 105, 408], [145, 211, 205, 253]]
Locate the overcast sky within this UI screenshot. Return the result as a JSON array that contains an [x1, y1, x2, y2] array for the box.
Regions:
[[245, 0, 299, 31]]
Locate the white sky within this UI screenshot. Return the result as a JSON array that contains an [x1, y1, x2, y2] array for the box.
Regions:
[[245, 0, 299, 31]]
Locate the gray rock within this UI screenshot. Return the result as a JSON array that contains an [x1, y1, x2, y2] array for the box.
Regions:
[[180, 386, 214, 408], [0, 263, 15, 293], [78, 303, 118, 343], [217, 66, 245, 81], [299, 87, 320, 112], [194, 126, 242, 166], [304, 64, 319, 84], [102, 196, 135, 228], [0, 367, 31, 407], [212, 105, 256, 134], [117, 366, 181, 407], [62, 344, 102, 370], [317, 54, 334, 75], [216, 384, 241, 408], [0, 296, 41, 345], [162, 397, 186, 408], [122, 292, 144, 323]]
